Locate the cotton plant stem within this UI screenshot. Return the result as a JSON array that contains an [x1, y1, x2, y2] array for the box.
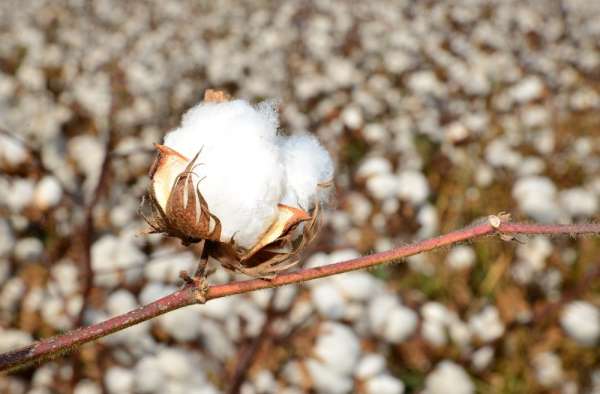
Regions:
[[1, 219, 599, 373]]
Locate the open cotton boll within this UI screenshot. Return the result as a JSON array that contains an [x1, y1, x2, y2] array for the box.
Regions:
[[279, 133, 334, 210], [162, 100, 285, 249]]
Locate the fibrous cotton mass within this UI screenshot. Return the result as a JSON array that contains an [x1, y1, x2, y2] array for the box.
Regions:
[[162, 99, 333, 249]]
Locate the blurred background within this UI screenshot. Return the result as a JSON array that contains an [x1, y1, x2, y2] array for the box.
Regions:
[[0, 0, 599, 393]]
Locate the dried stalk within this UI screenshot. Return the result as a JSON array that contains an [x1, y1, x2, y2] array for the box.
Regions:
[[1, 218, 599, 373]]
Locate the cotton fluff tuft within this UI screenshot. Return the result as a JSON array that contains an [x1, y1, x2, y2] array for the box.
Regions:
[[279, 134, 334, 210], [162, 99, 333, 249]]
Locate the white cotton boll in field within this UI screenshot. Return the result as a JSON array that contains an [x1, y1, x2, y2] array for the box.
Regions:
[[253, 370, 277, 393], [383, 306, 419, 343], [158, 307, 202, 342], [512, 176, 561, 222], [424, 361, 474, 394], [369, 293, 418, 343], [33, 176, 63, 210], [397, 170, 429, 205], [145, 250, 195, 283], [14, 237, 44, 263], [163, 100, 284, 249], [446, 246, 476, 270], [422, 320, 447, 347], [311, 283, 347, 319], [472, 346, 494, 371], [533, 352, 563, 387], [355, 354, 386, 379], [105, 366, 134, 394], [106, 290, 138, 316], [364, 374, 405, 394], [468, 306, 505, 343], [279, 133, 334, 210], [0, 329, 32, 353], [134, 356, 165, 393], [5, 178, 34, 212], [91, 234, 145, 287], [156, 348, 196, 381], [559, 187, 598, 217], [356, 157, 393, 179], [331, 271, 378, 301], [560, 301, 600, 346], [306, 359, 354, 394], [74, 380, 102, 394], [313, 322, 361, 376], [0, 134, 28, 167], [161, 98, 334, 250], [366, 173, 398, 200]]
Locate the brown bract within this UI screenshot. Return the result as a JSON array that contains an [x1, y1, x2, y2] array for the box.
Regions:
[[140, 90, 323, 278]]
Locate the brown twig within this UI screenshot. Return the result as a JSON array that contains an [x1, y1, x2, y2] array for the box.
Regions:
[[76, 132, 115, 326], [1, 219, 599, 373], [227, 291, 279, 394]]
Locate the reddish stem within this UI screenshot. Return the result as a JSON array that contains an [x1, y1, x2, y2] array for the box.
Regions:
[[1, 220, 598, 373]]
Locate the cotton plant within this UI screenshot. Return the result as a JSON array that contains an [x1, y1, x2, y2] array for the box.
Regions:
[[142, 90, 334, 280]]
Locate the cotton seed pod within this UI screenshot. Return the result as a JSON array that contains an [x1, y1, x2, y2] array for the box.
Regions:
[[141, 90, 329, 278]]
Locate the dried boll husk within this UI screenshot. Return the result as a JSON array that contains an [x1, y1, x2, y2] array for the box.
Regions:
[[143, 146, 221, 245], [141, 89, 327, 278]]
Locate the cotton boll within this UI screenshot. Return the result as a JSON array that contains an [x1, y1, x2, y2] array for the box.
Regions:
[[533, 352, 563, 388], [0, 329, 32, 353], [105, 366, 134, 394], [14, 237, 44, 263], [512, 176, 561, 222], [356, 157, 393, 179], [313, 322, 361, 375], [366, 173, 398, 200], [279, 133, 334, 210], [364, 374, 405, 394], [51, 260, 79, 296], [560, 301, 600, 346], [163, 100, 285, 249], [33, 176, 63, 210], [446, 246, 476, 270], [468, 306, 504, 343], [422, 302, 451, 325], [156, 348, 195, 381], [311, 283, 347, 319], [5, 178, 34, 212], [135, 356, 165, 393], [559, 188, 598, 217], [106, 290, 138, 316], [471, 346, 494, 371], [92, 235, 145, 288], [253, 370, 277, 393], [369, 294, 400, 335], [331, 271, 377, 301], [306, 359, 354, 394], [424, 361, 474, 394], [383, 306, 418, 343], [355, 354, 386, 379], [145, 251, 196, 283], [74, 380, 102, 394], [422, 320, 447, 347], [158, 307, 202, 341], [0, 134, 28, 167], [397, 170, 429, 205]]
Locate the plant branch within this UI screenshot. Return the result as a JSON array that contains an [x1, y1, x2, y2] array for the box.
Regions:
[[1, 218, 599, 373]]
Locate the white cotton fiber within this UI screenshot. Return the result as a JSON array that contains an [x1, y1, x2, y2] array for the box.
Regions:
[[279, 133, 334, 210], [162, 98, 333, 249]]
